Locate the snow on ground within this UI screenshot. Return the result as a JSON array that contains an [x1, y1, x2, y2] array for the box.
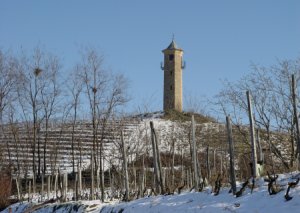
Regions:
[[2, 172, 300, 213], [100, 180, 300, 213], [1, 200, 106, 213]]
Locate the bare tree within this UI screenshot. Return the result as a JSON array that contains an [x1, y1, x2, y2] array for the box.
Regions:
[[0, 50, 17, 122], [40, 54, 62, 176], [16, 49, 43, 185], [0, 50, 18, 170], [15, 47, 63, 185], [67, 65, 83, 175], [184, 93, 209, 116], [78, 47, 129, 200], [80, 48, 102, 199], [215, 58, 300, 173]]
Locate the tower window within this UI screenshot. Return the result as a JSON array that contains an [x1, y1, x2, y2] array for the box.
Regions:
[[170, 85, 173, 90], [170, 70, 173, 76], [169, 54, 174, 61]]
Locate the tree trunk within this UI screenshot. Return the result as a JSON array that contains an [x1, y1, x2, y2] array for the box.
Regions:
[[100, 154, 105, 201], [109, 168, 113, 197], [220, 152, 223, 175], [181, 149, 184, 185], [43, 121, 49, 176], [37, 127, 41, 179], [41, 174, 44, 201], [90, 152, 94, 200], [78, 165, 82, 196], [171, 140, 175, 188], [213, 149, 216, 174], [290, 125, 295, 167], [71, 105, 78, 175], [33, 173, 36, 194], [75, 173, 78, 201]]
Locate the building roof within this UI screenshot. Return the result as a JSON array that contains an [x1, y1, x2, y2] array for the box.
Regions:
[[163, 39, 183, 52], [167, 40, 178, 49]]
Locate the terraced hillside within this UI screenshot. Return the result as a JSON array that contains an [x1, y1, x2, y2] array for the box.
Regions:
[[0, 118, 141, 177], [0, 111, 292, 185]]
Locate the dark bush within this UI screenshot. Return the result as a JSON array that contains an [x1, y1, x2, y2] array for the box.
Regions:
[[0, 167, 12, 210]]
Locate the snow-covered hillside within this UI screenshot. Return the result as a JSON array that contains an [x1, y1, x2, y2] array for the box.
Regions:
[[2, 172, 300, 213]]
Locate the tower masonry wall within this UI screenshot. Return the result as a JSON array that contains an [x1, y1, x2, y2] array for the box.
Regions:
[[163, 48, 183, 112]]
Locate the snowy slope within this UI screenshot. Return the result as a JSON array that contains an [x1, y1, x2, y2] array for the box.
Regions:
[[100, 174, 300, 213], [2, 172, 300, 213]]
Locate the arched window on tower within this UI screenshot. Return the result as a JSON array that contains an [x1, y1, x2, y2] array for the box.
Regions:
[[169, 54, 174, 61], [170, 85, 173, 90]]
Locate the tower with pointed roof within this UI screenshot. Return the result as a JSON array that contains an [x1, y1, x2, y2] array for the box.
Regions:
[[161, 39, 185, 112]]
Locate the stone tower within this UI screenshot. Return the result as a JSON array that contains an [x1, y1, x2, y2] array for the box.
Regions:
[[161, 39, 184, 112]]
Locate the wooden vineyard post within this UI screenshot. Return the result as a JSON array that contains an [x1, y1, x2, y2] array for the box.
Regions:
[[33, 173, 36, 194], [63, 173, 68, 202], [192, 115, 200, 191], [16, 178, 20, 200], [206, 146, 211, 181], [154, 126, 164, 194], [292, 74, 300, 169], [247, 90, 258, 178], [150, 120, 159, 193], [220, 152, 223, 175], [41, 174, 44, 201], [138, 155, 145, 198], [121, 130, 129, 201], [96, 168, 100, 193], [54, 171, 58, 198], [226, 116, 236, 194], [150, 121, 164, 194], [28, 180, 31, 198], [78, 165, 82, 196], [256, 129, 264, 175], [109, 168, 113, 198], [47, 175, 51, 200]]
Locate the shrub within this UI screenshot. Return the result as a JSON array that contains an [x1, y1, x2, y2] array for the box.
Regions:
[[0, 168, 12, 211]]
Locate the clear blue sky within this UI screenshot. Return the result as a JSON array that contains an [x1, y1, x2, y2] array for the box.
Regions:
[[1, 0, 300, 113]]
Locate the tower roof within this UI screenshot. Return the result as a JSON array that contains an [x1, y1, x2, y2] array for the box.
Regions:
[[167, 40, 178, 49], [163, 39, 183, 52]]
